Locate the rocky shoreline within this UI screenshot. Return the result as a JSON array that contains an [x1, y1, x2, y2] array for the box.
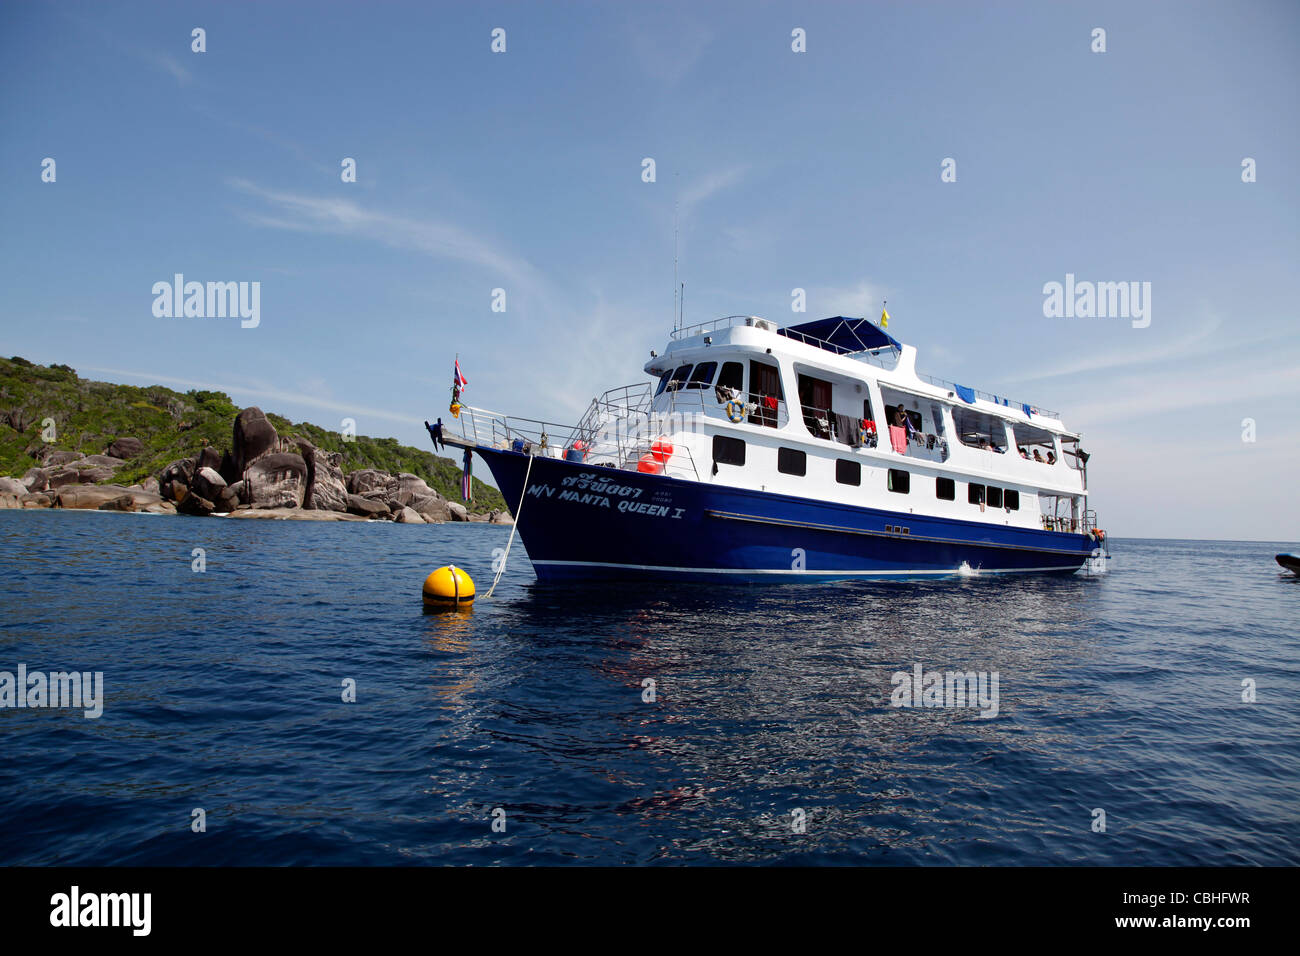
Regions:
[[0, 405, 511, 526]]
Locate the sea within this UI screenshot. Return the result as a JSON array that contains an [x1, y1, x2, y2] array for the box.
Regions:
[[0, 509, 1296, 865]]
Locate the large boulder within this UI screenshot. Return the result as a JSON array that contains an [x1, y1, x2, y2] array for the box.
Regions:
[[105, 436, 144, 459], [159, 458, 195, 501], [36, 448, 83, 467], [191, 466, 227, 502], [195, 446, 222, 472], [346, 469, 398, 498], [177, 492, 216, 517], [55, 485, 135, 509], [0, 493, 19, 510], [232, 407, 278, 475], [0, 477, 26, 496], [244, 452, 308, 509], [346, 494, 389, 519], [410, 494, 451, 523], [394, 506, 426, 524], [98, 494, 137, 513], [489, 510, 514, 525], [218, 450, 238, 484], [46, 465, 107, 488], [296, 440, 348, 512], [21, 492, 52, 508], [446, 501, 469, 522], [21, 468, 48, 492], [395, 473, 437, 506]]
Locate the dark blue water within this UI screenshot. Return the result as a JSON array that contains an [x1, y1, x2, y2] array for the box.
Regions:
[[1, 509, 1296, 865]]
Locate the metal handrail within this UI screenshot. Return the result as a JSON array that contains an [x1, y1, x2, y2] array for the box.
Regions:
[[671, 315, 770, 340], [919, 373, 1060, 421]]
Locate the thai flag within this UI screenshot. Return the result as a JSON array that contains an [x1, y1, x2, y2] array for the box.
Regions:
[[454, 360, 468, 391]]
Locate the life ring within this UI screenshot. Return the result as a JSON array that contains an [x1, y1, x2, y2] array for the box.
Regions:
[[725, 399, 745, 423]]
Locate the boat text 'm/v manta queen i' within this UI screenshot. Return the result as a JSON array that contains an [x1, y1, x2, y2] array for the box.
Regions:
[[444, 315, 1110, 583]]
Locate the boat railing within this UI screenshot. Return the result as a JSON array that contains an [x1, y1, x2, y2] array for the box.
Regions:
[[670, 314, 773, 340], [450, 401, 702, 481], [918, 373, 1059, 421], [617, 435, 701, 482], [654, 385, 792, 430], [574, 382, 654, 442], [777, 327, 900, 371]]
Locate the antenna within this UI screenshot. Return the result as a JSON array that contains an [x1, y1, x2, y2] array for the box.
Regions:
[[673, 186, 679, 331], [681, 282, 685, 328]]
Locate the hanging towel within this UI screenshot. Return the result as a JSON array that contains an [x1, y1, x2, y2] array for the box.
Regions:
[[954, 384, 977, 404], [833, 413, 860, 447], [889, 425, 908, 454], [764, 395, 778, 410]]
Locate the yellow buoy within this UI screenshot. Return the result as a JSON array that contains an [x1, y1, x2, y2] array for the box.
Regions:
[[422, 565, 475, 606]]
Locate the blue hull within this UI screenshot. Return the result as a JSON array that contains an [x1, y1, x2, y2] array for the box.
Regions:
[[475, 447, 1095, 584]]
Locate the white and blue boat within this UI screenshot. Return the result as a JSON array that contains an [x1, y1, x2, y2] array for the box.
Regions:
[[446, 315, 1110, 583]]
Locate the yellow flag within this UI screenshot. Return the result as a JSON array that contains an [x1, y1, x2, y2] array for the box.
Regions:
[[880, 307, 890, 329]]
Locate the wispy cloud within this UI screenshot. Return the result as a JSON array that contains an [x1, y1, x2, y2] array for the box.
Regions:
[[1003, 316, 1224, 384], [678, 167, 745, 220], [1069, 359, 1300, 426], [811, 279, 888, 318], [628, 18, 712, 85], [144, 52, 191, 86], [230, 179, 550, 306]]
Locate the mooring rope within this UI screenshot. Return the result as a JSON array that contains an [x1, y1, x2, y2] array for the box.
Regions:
[[484, 450, 534, 600]]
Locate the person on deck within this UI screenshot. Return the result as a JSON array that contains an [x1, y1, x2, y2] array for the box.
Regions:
[[1033, 449, 1044, 462], [889, 405, 909, 455], [425, 418, 445, 452]]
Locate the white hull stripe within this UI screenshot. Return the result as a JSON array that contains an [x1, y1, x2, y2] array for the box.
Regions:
[[530, 560, 1084, 576], [704, 510, 1087, 556]]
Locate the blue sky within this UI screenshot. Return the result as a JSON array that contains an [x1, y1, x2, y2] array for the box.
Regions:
[[1, 1, 1297, 540]]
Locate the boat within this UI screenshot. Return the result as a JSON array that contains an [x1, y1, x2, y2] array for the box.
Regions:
[[1277, 554, 1300, 574], [444, 314, 1110, 584]]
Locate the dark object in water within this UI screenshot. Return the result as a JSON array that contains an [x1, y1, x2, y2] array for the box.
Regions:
[[1276, 553, 1300, 574]]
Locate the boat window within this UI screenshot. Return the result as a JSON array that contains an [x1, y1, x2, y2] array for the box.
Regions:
[[717, 361, 744, 390], [888, 469, 910, 494], [663, 364, 693, 393], [936, 477, 955, 500], [712, 435, 745, 467], [987, 486, 1004, 509], [654, 370, 672, 396], [864, 398, 874, 424], [1012, 422, 1057, 461], [1005, 489, 1020, 510], [687, 362, 717, 388], [953, 407, 1008, 452], [748, 360, 784, 428], [836, 459, 861, 486], [777, 447, 806, 476], [968, 483, 985, 505], [797, 373, 834, 438]]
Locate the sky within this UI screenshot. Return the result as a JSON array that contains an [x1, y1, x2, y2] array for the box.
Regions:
[[1, 0, 1297, 540]]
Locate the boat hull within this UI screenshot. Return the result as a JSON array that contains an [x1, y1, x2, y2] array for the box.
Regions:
[[475, 447, 1096, 584]]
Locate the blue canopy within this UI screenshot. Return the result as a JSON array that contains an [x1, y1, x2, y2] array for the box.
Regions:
[[778, 316, 902, 355], [954, 384, 977, 404]]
